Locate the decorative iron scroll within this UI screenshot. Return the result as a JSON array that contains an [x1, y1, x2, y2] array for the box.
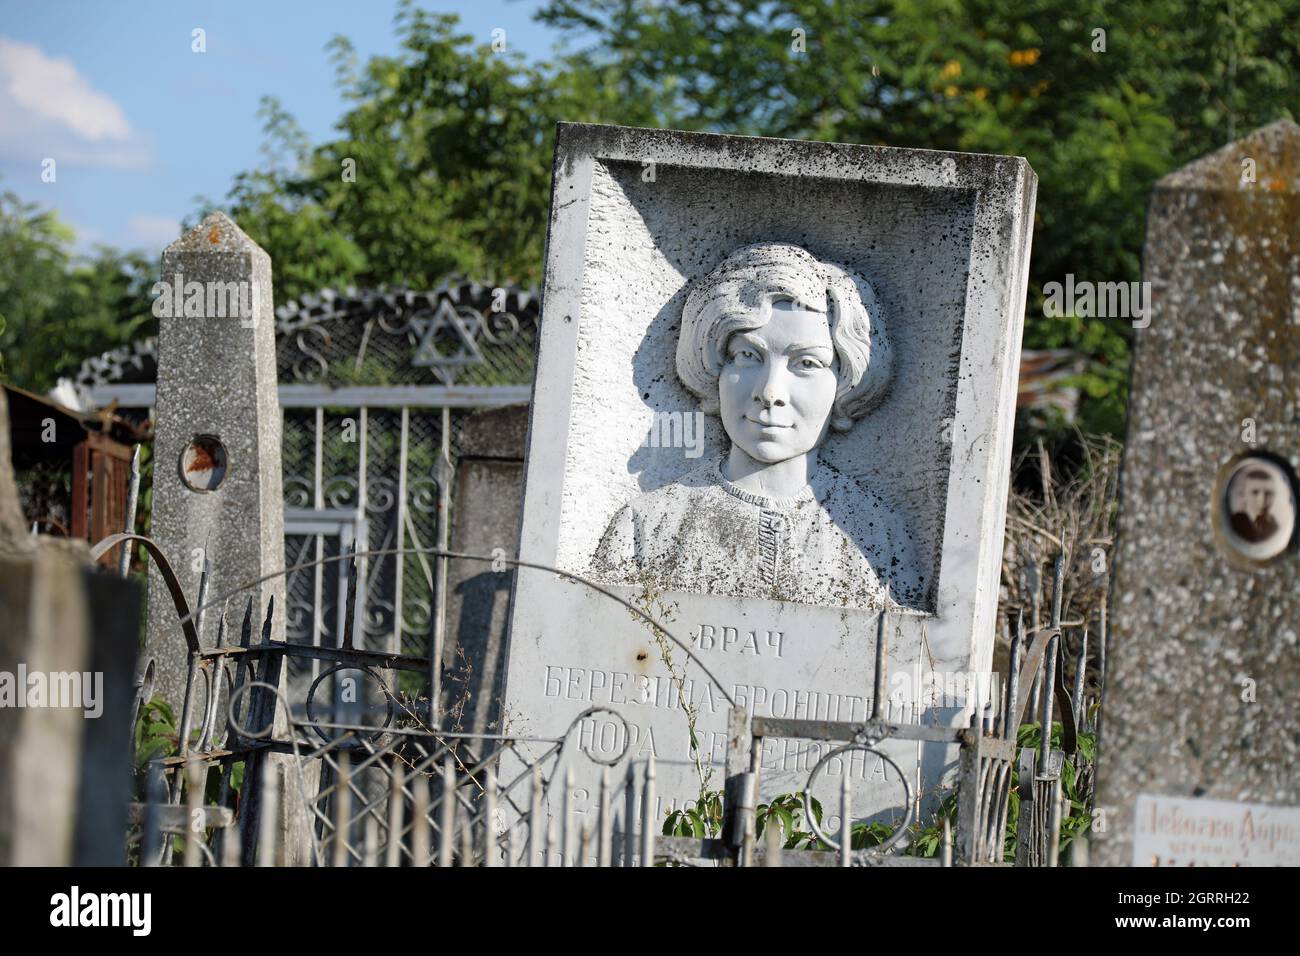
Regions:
[[74, 337, 158, 390], [74, 279, 541, 392], [274, 281, 540, 387]]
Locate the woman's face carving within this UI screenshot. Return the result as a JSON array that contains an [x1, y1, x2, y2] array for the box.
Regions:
[[718, 299, 838, 465]]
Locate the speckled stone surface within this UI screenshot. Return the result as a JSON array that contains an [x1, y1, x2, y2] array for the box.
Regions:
[[144, 212, 286, 710], [442, 403, 529, 733], [1094, 121, 1300, 865], [1, 394, 140, 862], [0, 391, 32, 555], [499, 124, 1036, 852]]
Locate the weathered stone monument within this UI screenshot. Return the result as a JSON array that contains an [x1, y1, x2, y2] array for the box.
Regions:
[[0, 390, 141, 865], [141, 212, 322, 863], [1095, 120, 1300, 866], [144, 212, 287, 709], [500, 123, 1036, 851]]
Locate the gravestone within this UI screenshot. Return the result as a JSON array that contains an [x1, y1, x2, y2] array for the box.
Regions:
[[500, 123, 1036, 854], [144, 212, 287, 709], [0, 390, 141, 865], [0, 390, 28, 557], [1095, 120, 1300, 866], [442, 403, 529, 732]]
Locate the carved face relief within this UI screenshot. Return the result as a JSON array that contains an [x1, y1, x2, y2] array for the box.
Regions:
[[591, 242, 924, 614], [718, 299, 838, 464]]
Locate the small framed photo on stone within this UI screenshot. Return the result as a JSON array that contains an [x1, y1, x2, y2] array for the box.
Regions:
[[1214, 454, 1297, 565]]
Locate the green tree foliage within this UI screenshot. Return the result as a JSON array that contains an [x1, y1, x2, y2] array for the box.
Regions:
[[536, 0, 1299, 434], [8, 0, 1296, 432], [0, 189, 156, 393], [214, 1, 651, 305]]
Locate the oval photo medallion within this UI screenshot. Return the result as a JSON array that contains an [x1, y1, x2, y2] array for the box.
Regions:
[[1216, 455, 1297, 564], [180, 435, 228, 493]]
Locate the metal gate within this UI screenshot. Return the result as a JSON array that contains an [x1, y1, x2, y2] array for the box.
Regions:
[[75, 280, 541, 709]]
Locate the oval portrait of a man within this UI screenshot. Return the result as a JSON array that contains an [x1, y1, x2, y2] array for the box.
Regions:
[[1219, 455, 1297, 562], [588, 241, 925, 611]]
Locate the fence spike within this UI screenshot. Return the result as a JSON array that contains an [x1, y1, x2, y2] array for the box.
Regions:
[[483, 766, 498, 868], [838, 771, 852, 867], [438, 753, 455, 868], [597, 765, 612, 868], [459, 809, 473, 867], [1047, 776, 1064, 868], [561, 766, 574, 867], [411, 772, 430, 867], [940, 816, 953, 868], [579, 822, 591, 868], [763, 813, 783, 867], [872, 597, 889, 721], [623, 763, 636, 867], [183, 759, 203, 868], [174, 652, 202, 773], [239, 597, 254, 648], [1050, 552, 1065, 626], [385, 763, 404, 867], [221, 822, 241, 868], [256, 759, 279, 867], [528, 764, 543, 868], [1098, 601, 1108, 695], [640, 755, 655, 868], [141, 761, 165, 867], [194, 555, 211, 648], [1071, 834, 1089, 868], [1040, 631, 1058, 769], [117, 444, 141, 577], [545, 812, 557, 868], [1073, 627, 1089, 731], [260, 595, 275, 644], [333, 749, 352, 868], [1004, 612, 1023, 739], [342, 543, 358, 650], [215, 601, 228, 648], [363, 816, 379, 867]]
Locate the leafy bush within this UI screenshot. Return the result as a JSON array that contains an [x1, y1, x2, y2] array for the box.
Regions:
[[662, 719, 1097, 864]]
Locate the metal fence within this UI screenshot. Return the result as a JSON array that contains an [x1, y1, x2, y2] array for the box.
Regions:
[[101, 527, 1087, 868], [75, 281, 541, 702]]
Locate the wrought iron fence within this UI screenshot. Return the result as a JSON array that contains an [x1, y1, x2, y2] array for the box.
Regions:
[[99, 525, 1088, 868], [74, 281, 542, 693]]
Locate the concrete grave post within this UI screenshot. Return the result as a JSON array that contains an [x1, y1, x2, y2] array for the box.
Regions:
[[144, 211, 286, 710], [0, 390, 141, 865], [1095, 120, 1300, 866], [443, 402, 529, 733]]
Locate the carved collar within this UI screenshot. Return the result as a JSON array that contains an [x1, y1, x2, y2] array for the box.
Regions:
[[713, 456, 824, 510]]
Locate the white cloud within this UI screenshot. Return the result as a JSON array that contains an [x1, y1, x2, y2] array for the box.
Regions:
[[0, 36, 129, 140], [0, 36, 149, 167]]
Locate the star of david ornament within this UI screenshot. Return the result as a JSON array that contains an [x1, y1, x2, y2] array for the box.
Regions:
[[410, 298, 486, 383]]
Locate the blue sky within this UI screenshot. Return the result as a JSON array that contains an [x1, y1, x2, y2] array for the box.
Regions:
[[0, 0, 564, 255]]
